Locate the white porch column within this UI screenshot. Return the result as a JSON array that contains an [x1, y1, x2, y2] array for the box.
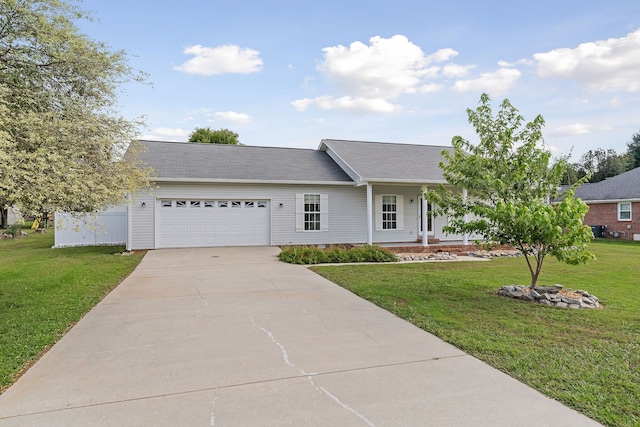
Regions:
[[462, 188, 469, 245], [421, 188, 429, 246], [366, 183, 373, 245]]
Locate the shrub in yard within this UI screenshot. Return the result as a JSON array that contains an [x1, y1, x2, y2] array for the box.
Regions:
[[5, 223, 23, 237], [278, 245, 397, 264]]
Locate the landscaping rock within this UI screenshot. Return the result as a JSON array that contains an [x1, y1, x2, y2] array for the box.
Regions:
[[468, 249, 522, 258], [496, 285, 601, 309], [395, 252, 458, 262]]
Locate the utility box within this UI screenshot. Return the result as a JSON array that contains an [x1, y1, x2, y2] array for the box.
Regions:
[[590, 225, 605, 238]]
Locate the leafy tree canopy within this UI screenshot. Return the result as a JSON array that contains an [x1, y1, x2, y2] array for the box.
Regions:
[[426, 94, 594, 288], [627, 130, 640, 169], [188, 127, 240, 145], [0, 0, 151, 217]]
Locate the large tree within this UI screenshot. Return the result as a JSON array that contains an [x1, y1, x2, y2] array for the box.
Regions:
[[0, 0, 151, 219], [426, 94, 593, 289], [188, 127, 240, 145], [626, 130, 640, 170]]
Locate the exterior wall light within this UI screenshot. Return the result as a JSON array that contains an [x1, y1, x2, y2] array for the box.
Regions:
[[141, 202, 146, 208]]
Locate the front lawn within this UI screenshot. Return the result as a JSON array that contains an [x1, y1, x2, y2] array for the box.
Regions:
[[312, 239, 640, 427], [0, 231, 144, 392]]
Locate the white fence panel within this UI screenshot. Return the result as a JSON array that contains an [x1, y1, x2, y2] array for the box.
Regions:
[[54, 206, 127, 248]]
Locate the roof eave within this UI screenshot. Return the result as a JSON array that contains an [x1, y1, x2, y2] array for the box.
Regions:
[[152, 177, 356, 186], [580, 198, 640, 203]]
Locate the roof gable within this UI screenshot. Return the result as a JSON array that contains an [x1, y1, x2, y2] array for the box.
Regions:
[[319, 139, 452, 183]]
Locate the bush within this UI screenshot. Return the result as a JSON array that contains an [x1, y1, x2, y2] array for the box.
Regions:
[[5, 223, 22, 237], [278, 245, 398, 264]]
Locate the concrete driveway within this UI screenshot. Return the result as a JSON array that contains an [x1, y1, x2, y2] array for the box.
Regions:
[[0, 247, 601, 426]]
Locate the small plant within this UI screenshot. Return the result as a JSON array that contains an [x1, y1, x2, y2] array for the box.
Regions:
[[278, 245, 397, 264], [5, 223, 22, 237]]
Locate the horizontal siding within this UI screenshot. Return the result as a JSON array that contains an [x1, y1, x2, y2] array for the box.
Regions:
[[130, 183, 369, 249], [371, 185, 421, 244], [129, 182, 463, 249]]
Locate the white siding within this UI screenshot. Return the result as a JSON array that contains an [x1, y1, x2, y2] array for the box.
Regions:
[[54, 206, 127, 248], [371, 185, 421, 243], [129, 182, 466, 249], [129, 183, 368, 249]]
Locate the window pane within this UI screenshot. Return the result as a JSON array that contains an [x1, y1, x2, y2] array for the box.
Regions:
[[231, 201, 241, 208], [204, 201, 215, 208], [304, 194, 322, 231], [176, 200, 187, 208], [161, 200, 172, 208], [190, 200, 201, 208]]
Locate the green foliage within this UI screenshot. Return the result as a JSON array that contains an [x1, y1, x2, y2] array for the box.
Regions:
[[313, 239, 640, 427], [188, 127, 240, 145], [0, 0, 152, 217], [278, 245, 397, 264], [627, 130, 640, 169], [0, 231, 144, 391], [426, 94, 593, 287], [5, 223, 22, 236], [572, 148, 630, 183]]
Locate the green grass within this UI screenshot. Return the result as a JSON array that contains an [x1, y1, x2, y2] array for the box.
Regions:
[[0, 231, 144, 391], [312, 239, 640, 427]]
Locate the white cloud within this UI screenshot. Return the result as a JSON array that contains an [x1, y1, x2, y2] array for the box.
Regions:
[[175, 44, 263, 76], [291, 98, 314, 112], [533, 29, 640, 92], [142, 127, 190, 141], [418, 83, 443, 93], [293, 96, 399, 114], [442, 64, 474, 78], [319, 35, 453, 99], [550, 123, 591, 137], [295, 35, 471, 113], [316, 96, 399, 113], [453, 68, 521, 96], [214, 111, 251, 123]]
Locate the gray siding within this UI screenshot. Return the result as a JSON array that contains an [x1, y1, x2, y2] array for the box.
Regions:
[[129, 182, 463, 249], [371, 185, 421, 243], [130, 182, 368, 249]]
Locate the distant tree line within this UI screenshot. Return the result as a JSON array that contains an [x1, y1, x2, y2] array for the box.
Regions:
[[563, 130, 640, 184]]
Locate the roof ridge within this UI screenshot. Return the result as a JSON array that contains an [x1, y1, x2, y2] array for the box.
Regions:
[[138, 140, 318, 152], [321, 138, 453, 149]]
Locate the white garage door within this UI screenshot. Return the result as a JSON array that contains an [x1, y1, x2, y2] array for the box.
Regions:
[[158, 199, 270, 248]]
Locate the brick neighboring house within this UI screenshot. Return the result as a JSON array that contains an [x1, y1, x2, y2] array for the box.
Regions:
[[573, 166, 640, 241]]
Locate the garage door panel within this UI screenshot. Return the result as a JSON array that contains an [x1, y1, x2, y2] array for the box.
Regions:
[[159, 199, 269, 248]]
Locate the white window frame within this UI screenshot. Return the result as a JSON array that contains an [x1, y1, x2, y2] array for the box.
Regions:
[[295, 193, 329, 232], [618, 202, 632, 221], [374, 194, 404, 231]]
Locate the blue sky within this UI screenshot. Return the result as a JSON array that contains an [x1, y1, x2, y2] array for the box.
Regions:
[[78, 0, 640, 159]]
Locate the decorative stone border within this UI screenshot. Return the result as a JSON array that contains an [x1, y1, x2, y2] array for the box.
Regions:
[[497, 284, 601, 309], [468, 249, 522, 258], [395, 252, 458, 261]]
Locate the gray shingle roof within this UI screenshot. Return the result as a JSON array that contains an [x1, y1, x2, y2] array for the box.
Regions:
[[136, 140, 353, 183], [574, 166, 640, 201], [320, 139, 452, 183]]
